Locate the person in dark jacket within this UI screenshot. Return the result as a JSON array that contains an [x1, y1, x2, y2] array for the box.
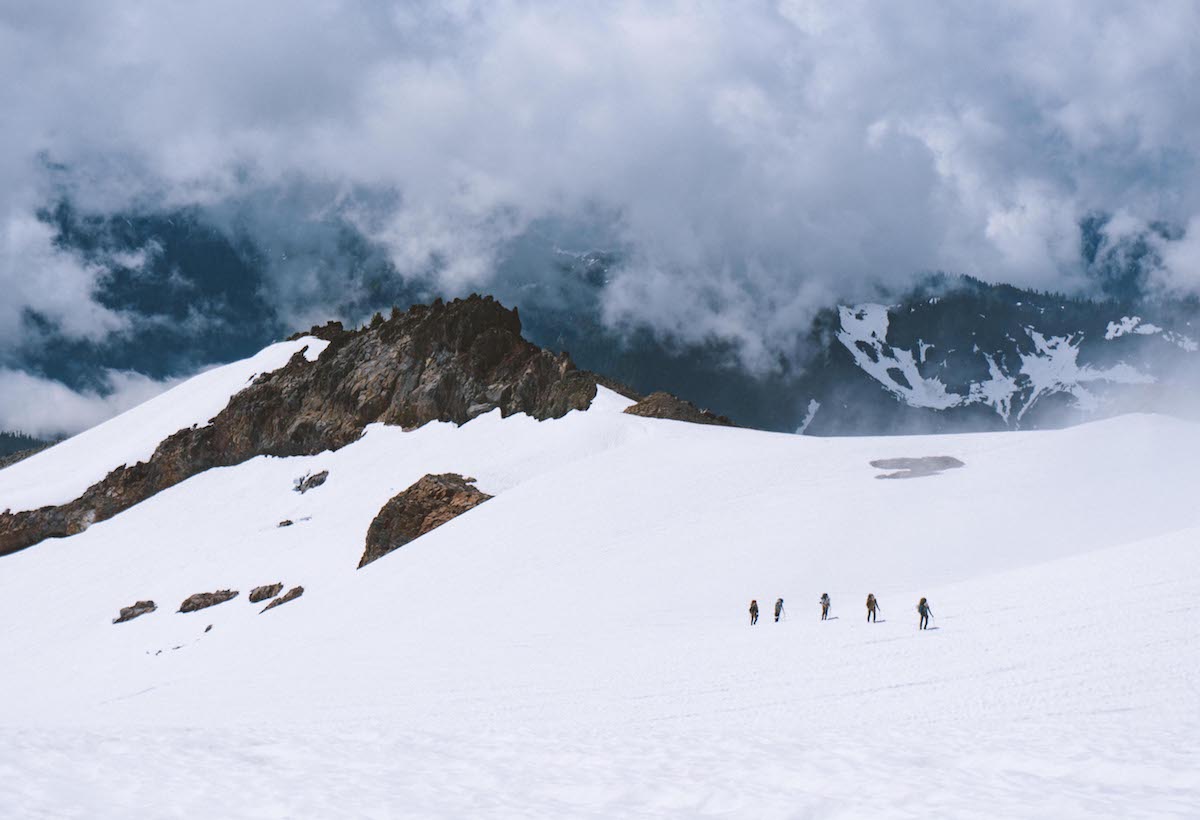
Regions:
[[917, 597, 933, 630], [749, 599, 759, 625], [774, 598, 785, 622], [819, 593, 831, 621], [866, 593, 880, 623]]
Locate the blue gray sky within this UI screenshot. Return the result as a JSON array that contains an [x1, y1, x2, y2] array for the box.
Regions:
[[3, 1, 1200, 435]]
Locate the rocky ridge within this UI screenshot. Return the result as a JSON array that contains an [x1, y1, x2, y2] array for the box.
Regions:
[[0, 295, 640, 557], [623, 392, 734, 427]]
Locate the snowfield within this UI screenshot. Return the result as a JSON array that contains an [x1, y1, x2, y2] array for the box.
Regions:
[[2, 383, 1199, 818]]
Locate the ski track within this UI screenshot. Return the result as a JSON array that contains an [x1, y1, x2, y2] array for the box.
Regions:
[[1, 388, 1199, 817]]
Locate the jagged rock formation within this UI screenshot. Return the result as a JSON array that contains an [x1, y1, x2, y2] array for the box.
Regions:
[[360, 474, 492, 568], [624, 392, 735, 427], [293, 470, 329, 494], [0, 295, 625, 557], [261, 585, 304, 613], [112, 600, 157, 624], [249, 583, 284, 603], [179, 590, 239, 613]]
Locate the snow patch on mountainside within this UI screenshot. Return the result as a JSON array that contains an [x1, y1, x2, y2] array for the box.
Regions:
[[1020, 329, 1154, 418], [838, 304, 1160, 424], [836, 305, 962, 410], [1106, 315, 1198, 351], [0, 336, 330, 514]]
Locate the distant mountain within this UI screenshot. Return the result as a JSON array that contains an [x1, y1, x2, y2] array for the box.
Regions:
[[0, 432, 54, 469], [792, 276, 1200, 435], [520, 259, 1200, 435], [17, 201, 1200, 438]]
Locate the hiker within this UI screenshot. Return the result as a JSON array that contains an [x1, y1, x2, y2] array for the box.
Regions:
[[774, 598, 785, 622], [866, 593, 880, 623], [749, 599, 759, 625], [917, 597, 933, 630], [819, 593, 831, 621]]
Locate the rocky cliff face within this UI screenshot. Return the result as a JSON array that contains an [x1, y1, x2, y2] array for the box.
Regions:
[[0, 295, 624, 557]]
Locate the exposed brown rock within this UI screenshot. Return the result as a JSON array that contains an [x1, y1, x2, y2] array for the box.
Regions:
[[360, 473, 492, 568], [113, 600, 157, 624], [261, 585, 304, 613], [0, 295, 611, 557], [278, 519, 294, 528], [178, 589, 239, 613], [623, 391, 735, 427], [293, 470, 329, 494], [249, 583, 284, 603]]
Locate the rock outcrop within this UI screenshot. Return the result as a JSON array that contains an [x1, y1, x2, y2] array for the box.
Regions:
[[261, 585, 304, 613], [113, 600, 157, 624], [293, 470, 329, 494], [249, 583, 284, 603], [0, 295, 613, 557], [623, 391, 735, 427], [360, 474, 492, 568], [178, 590, 239, 613]]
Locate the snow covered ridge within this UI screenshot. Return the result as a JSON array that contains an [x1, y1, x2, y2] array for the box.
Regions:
[[0, 295, 723, 558], [833, 303, 1175, 426], [0, 336, 329, 514]]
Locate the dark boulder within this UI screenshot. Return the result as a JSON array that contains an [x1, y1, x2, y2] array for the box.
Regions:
[[261, 585, 304, 613], [249, 583, 284, 603], [113, 600, 157, 624], [278, 519, 294, 528], [178, 589, 239, 613], [360, 474, 492, 568]]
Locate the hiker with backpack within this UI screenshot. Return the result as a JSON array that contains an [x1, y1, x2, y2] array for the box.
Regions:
[[749, 599, 759, 625], [866, 593, 880, 622], [774, 598, 785, 622], [917, 597, 933, 630], [819, 593, 831, 621]]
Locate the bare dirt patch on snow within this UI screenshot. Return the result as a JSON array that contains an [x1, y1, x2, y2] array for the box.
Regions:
[[871, 455, 965, 479]]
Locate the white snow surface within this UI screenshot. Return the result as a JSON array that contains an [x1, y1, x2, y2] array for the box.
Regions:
[[0, 337, 329, 513], [2, 383, 1200, 817]]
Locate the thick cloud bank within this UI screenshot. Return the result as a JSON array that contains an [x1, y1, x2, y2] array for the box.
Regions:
[[2, 1, 1200, 430]]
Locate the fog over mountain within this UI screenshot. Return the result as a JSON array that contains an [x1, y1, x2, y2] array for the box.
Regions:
[[4, 2, 1200, 435]]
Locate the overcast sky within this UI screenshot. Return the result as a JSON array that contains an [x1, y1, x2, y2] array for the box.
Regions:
[[3, 1, 1200, 435]]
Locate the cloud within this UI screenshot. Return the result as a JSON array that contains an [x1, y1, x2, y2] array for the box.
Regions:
[[3, 0, 1200, 372], [0, 368, 180, 438]]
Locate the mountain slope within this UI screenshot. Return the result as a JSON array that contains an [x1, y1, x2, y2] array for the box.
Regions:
[[0, 341, 1198, 817]]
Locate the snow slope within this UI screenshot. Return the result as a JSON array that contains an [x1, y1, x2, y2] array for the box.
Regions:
[[0, 337, 328, 514], [2, 385, 1199, 818]]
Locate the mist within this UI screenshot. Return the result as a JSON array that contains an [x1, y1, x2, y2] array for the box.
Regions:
[[3, 1, 1200, 432]]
